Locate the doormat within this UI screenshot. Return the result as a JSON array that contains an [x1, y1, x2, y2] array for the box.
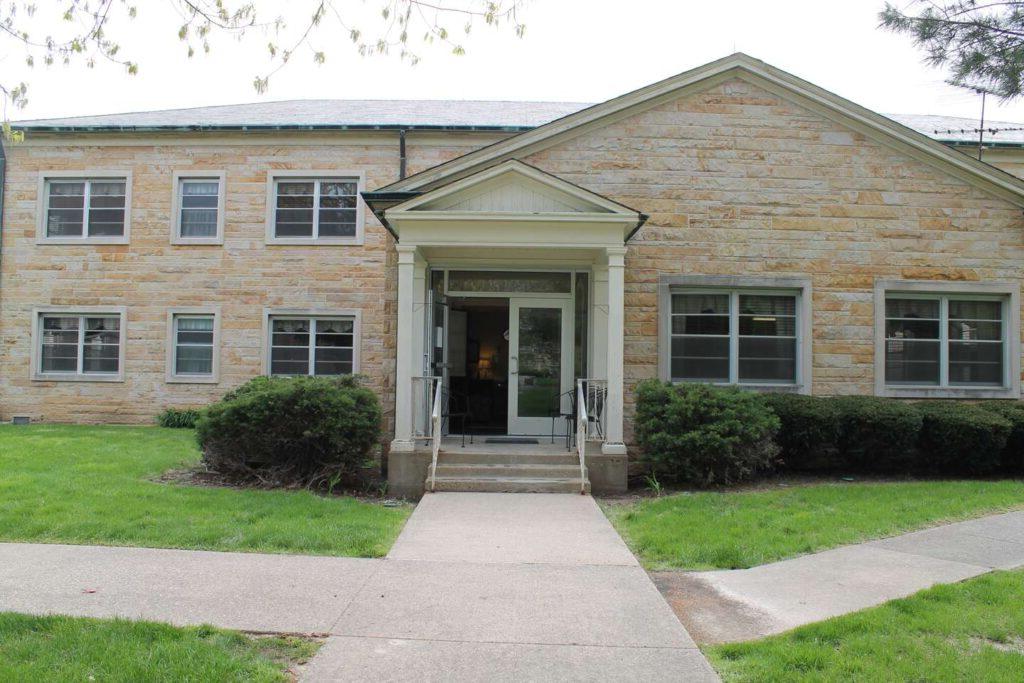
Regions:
[[485, 437, 539, 445]]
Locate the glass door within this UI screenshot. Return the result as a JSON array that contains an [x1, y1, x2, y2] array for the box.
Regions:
[[507, 298, 573, 435]]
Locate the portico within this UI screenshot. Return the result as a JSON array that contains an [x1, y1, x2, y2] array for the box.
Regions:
[[364, 160, 644, 496]]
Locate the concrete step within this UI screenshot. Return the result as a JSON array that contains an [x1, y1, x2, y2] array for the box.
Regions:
[[437, 450, 578, 466], [430, 476, 591, 494], [433, 463, 585, 479]]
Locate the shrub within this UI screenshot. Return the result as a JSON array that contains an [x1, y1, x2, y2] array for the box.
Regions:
[[977, 401, 1024, 474], [156, 408, 202, 429], [634, 380, 780, 486], [833, 396, 923, 473], [916, 402, 1011, 476], [195, 375, 381, 488], [762, 393, 842, 472]]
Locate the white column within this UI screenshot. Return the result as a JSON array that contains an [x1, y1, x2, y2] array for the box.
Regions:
[[391, 245, 418, 452], [603, 246, 627, 455], [591, 264, 609, 382]]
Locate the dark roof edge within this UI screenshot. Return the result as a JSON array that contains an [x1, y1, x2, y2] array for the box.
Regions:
[[10, 123, 538, 134]]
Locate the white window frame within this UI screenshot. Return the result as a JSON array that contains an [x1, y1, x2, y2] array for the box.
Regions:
[[31, 306, 127, 382], [265, 170, 365, 245], [36, 170, 132, 245], [166, 308, 221, 383], [262, 308, 361, 376], [170, 171, 226, 245], [658, 275, 812, 394], [875, 280, 1021, 398]]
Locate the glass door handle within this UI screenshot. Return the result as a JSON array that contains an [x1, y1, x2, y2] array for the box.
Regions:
[[509, 356, 518, 376]]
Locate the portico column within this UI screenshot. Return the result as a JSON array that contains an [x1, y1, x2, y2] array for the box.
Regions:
[[603, 246, 627, 455], [391, 245, 419, 452]]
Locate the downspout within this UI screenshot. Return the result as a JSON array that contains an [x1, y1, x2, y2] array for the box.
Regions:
[[0, 140, 6, 311], [399, 128, 408, 180]]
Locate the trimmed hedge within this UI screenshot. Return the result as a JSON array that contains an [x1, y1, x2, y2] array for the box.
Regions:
[[977, 401, 1024, 473], [917, 402, 1011, 476], [635, 380, 780, 486], [833, 396, 923, 473], [196, 375, 381, 488], [156, 408, 202, 429], [761, 393, 841, 472]]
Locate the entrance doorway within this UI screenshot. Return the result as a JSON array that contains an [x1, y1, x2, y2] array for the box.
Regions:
[[447, 297, 509, 435]]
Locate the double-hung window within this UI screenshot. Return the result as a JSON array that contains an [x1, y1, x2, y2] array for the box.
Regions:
[[34, 309, 126, 381], [268, 315, 357, 376], [167, 312, 218, 382], [40, 175, 130, 242], [172, 172, 225, 243], [884, 295, 1006, 387], [268, 173, 363, 244], [669, 289, 800, 386]]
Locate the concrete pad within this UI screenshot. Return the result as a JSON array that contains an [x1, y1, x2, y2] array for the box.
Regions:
[[697, 544, 989, 632], [954, 511, 1024, 545], [387, 493, 637, 566], [0, 542, 380, 633], [304, 636, 719, 682], [334, 559, 694, 648], [869, 526, 1024, 570]]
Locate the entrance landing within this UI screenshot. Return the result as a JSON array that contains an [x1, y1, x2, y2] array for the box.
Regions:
[[420, 438, 592, 493]]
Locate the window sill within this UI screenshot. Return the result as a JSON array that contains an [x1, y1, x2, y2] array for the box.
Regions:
[[265, 237, 363, 246], [36, 237, 129, 246], [879, 386, 1019, 399], [166, 375, 219, 384], [171, 237, 223, 246], [32, 373, 124, 383], [671, 380, 808, 395]]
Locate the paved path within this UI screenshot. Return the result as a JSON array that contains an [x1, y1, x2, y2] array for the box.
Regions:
[[0, 493, 718, 681], [671, 510, 1024, 644]]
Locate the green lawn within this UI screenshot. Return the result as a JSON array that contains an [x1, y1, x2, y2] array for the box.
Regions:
[[0, 612, 319, 682], [0, 424, 409, 556], [708, 569, 1024, 682], [605, 480, 1024, 570]]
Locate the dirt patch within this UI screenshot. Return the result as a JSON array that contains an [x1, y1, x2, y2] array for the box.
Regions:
[[650, 570, 785, 644], [966, 636, 1024, 655]]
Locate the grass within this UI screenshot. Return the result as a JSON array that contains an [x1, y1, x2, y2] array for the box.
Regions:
[[708, 569, 1024, 682], [605, 479, 1024, 570], [0, 611, 320, 682], [0, 424, 410, 557]]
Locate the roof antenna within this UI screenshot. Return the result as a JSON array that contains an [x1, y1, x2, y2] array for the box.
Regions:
[[976, 88, 987, 162]]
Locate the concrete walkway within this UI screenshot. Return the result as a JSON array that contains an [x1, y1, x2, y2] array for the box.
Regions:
[[666, 510, 1024, 644], [0, 494, 718, 681]]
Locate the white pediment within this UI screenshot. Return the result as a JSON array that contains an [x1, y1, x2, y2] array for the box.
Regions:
[[396, 160, 633, 216]]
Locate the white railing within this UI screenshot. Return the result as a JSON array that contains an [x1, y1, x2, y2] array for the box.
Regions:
[[576, 379, 588, 494], [411, 376, 440, 440], [429, 378, 443, 492], [579, 378, 608, 443]]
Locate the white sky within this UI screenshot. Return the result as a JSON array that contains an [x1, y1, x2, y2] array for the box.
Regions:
[[7, 0, 1024, 125]]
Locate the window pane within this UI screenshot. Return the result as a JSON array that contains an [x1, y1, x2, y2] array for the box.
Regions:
[[83, 343, 119, 373], [672, 314, 729, 335], [182, 195, 219, 209], [180, 209, 218, 237], [88, 209, 126, 236], [90, 181, 125, 197], [885, 339, 940, 385], [41, 345, 78, 372], [275, 182, 315, 237], [317, 209, 357, 237], [949, 342, 1003, 385], [738, 295, 796, 316], [320, 181, 357, 197], [671, 336, 730, 381], [176, 345, 213, 375], [314, 347, 353, 376], [948, 320, 1001, 342], [447, 271, 572, 293], [672, 294, 729, 315], [181, 181, 219, 196], [41, 316, 80, 373], [48, 181, 85, 197], [47, 182, 86, 237], [949, 300, 1002, 321], [739, 337, 796, 382], [885, 298, 939, 319], [885, 319, 940, 340], [739, 315, 796, 337]]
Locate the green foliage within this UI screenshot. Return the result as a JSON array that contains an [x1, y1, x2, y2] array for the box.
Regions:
[[761, 393, 842, 472], [196, 375, 382, 488], [978, 401, 1024, 473], [916, 401, 1011, 476], [634, 380, 780, 486], [880, 1, 1024, 100], [833, 396, 923, 473], [156, 407, 202, 429], [0, 612, 318, 682]]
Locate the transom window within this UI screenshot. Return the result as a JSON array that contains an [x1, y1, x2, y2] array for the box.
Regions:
[[38, 313, 122, 376], [272, 179, 358, 239], [670, 290, 798, 384], [176, 178, 221, 239], [172, 315, 215, 377], [270, 317, 355, 376], [885, 295, 1005, 387], [44, 178, 127, 238]]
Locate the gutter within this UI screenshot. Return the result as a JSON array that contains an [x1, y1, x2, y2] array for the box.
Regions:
[[10, 123, 539, 135], [360, 191, 420, 242], [625, 212, 649, 243], [0, 140, 5, 312]]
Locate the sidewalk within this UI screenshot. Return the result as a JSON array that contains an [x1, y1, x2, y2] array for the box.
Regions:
[[659, 510, 1024, 644]]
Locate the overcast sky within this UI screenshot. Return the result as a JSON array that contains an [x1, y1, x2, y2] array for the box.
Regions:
[[7, 0, 1024, 126]]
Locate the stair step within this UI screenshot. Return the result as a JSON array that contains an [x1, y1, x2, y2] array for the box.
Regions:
[[430, 476, 590, 494], [437, 450, 578, 466], [433, 463, 584, 478]]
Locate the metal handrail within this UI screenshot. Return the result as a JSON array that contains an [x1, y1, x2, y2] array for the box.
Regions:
[[576, 379, 587, 495], [429, 378, 443, 492]]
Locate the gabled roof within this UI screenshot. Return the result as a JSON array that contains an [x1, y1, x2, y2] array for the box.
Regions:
[[374, 53, 1024, 206]]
